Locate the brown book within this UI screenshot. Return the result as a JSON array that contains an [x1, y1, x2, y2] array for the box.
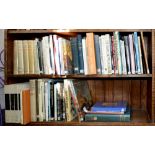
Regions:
[[140, 31, 150, 74], [22, 89, 31, 125], [86, 33, 97, 74]]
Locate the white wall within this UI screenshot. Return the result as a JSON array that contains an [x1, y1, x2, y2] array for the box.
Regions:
[[0, 29, 5, 109]]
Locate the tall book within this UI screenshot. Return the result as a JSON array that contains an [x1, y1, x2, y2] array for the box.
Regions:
[[17, 40, 24, 74], [86, 33, 97, 74], [23, 40, 29, 74], [77, 34, 84, 74], [133, 32, 141, 74], [94, 35, 102, 74], [13, 40, 18, 74], [128, 34, 135, 74], [138, 36, 143, 74], [140, 31, 150, 74], [124, 36, 131, 74], [114, 32, 122, 74], [70, 37, 80, 74]]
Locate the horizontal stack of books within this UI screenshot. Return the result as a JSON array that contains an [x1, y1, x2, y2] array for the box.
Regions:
[[84, 101, 130, 122]]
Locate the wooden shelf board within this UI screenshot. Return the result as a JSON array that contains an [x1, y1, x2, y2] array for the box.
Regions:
[[28, 110, 152, 126], [8, 74, 152, 79]]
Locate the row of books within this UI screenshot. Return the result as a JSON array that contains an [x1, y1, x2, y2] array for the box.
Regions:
[[13, 31, 150, 76], [4, 79, 131, 124]]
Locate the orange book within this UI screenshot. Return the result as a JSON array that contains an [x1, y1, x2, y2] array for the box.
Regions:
[[86, 33, 97, 74], [22, 89, 31, 125]]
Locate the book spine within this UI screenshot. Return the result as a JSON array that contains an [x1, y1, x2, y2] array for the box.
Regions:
[[133, 32, 141, 74], [120, 40, 127, 74], [13, 40, 18, 75], [94, 35, 102, 74], [138, 36, 143, 74], [105, 34, 112, 74], [18, 40, 24, 74], [85, 113, 130, 122], [34, 39, 40, 74], [114, 32, 122, 74], [99, 36, 104, 74], [77, 34, 84, 74], [128, 34, 135, 74], [124, 36, 131, 74], [23, 40, 29, 74], [70, 37, 79, 74]]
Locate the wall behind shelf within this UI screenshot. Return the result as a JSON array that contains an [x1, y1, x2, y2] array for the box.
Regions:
[[0, 29, 4, 109]]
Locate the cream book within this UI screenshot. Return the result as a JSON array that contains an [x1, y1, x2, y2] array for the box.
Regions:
[[13, 40, 18, 75]]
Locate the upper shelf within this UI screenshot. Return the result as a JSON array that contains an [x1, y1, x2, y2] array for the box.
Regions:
[[7, 29, 152, 34]]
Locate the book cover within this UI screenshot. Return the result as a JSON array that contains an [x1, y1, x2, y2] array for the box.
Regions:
[[94, 35, 102, 74], [85, 107, 130, 122], [77, 34, 84, 74], [91, 101, 128, 113]]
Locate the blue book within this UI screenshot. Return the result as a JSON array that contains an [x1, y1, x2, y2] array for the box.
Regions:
[[77, 35, 84, 74], [91, 101, 128, 113], [94, 35, 102, 74], [85, 107, 130, 122], [70, 37, 80, 74], [133, 32, 141, 74]]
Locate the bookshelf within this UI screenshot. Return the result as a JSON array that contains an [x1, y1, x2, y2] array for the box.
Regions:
[[4, 29, 155, 126]]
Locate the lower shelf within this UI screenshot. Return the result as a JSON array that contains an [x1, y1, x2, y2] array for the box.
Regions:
[[28, 110, 153, 126]]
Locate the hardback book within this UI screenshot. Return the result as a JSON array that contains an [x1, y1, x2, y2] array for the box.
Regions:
[[124, 36, 131, 74], [34, 39, 40, 74], [77, 34, 84, 74], [70, 37, 80, 74], [85, 107, 130, 122], [17, 40, 24, 74], [138, 36, 143, 74], [133, 32, 141, 74], [91, 101, 128, 113], [82, 37, 88, 75], [94, 35, 102, 74], [114, 32, 122, 74], [23, 40, 29, 74], [120, 40, 127, 74], [128, 34, 135, 74], [28, 40, 35, 74], [86, 33, 97, 74], [13, 40, 18, 74]]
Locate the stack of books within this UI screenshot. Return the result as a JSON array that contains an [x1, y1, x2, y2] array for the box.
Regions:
[[84, 101, 130, 122]]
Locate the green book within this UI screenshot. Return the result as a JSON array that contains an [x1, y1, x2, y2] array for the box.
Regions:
[[84, 107, 130, 122]]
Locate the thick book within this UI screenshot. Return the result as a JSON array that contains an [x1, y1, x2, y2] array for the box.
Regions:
[[84, 107, 130, 122], [91, 101, 128, 113]]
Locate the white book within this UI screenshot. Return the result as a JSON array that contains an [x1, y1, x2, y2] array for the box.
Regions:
[[42, 36, 53, 74], [23, 40, 29, 74], [120, 40, 127, 74], [129, 34, 135, 74], [29, 79, 37, 122], [138, 36, 143, 74], [53, 35, 61, 75], [82, 38, 88, 75], [13, 40, 18, 75], [37, 79, 44, 121], [44, 81, 49, 121], [101, 35, 108, 74], [17, 40, 24, 74], [99, 36, 104, 74], [105, 34, 112, 74], [58, 38, 65, 75]]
